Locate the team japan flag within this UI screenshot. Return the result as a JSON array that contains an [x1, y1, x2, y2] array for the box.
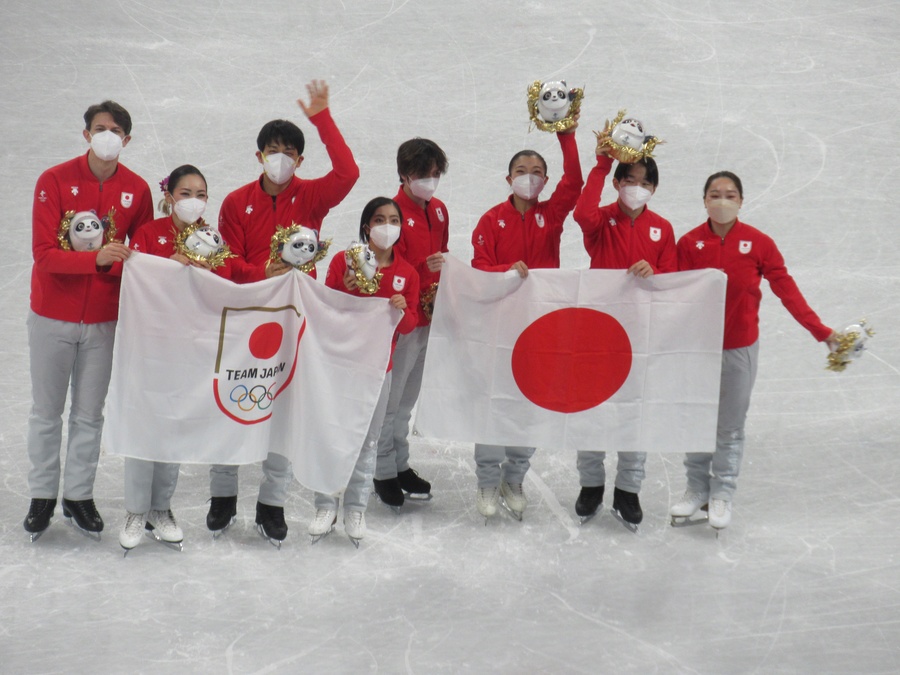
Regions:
[[105, 253, 400, 495], [416, 256, 726, 453]]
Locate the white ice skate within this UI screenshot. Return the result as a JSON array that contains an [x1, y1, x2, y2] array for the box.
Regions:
[[145, 509, 184, 551], [308, 508, 337, 545], [119, 511, 146, 556], [344, 510, 366, 548], [476, 486, 500, 523], [499, 481, 527, 521], [707, 498, 732, 535], [669, 490, 710, 528]]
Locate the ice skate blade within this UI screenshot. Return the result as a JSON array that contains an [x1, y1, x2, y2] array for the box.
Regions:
[[210, 516, 237, 539], [403, 491, 433, 502], [29, 531, 45, 543], [145, 529, 184, 551], [347, 535, 361, 549], [63, 516, 102, 542], [577, 509, 601, 526], [670, 515, 709, 528], [374, 494, 402, 514], [499, 499, 523, 522], [309, 526, 334, 546], [611, 508, 639, 533], [256, 524, 283, 550]]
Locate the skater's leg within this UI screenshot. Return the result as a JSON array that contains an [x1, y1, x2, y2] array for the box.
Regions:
[[26, 313, 78, 499], [63, 320, 115, 500], [709, 342, 759, 501], [344, 373, 391, 512], [210, 465, 239, 498], [614, 452, 646, 493], [501, 446, 536, 486], [391, 326, 428, 474], [576, 450, 606, 488], [150, 462, 181, 511], [474, 443, 505, 488], [123, 457, 155, 514], [259, 452, 292, 507]]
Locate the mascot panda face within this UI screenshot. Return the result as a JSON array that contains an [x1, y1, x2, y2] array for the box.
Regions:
[[185, 226, 224, 257], [280, 227, 319, 267], [69, 211, 104, 251], [346, 241, 378, 280], [536, 81, 572, 122], [611, 118, 646, 151]]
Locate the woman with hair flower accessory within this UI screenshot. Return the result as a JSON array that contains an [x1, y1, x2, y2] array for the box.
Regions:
[[118, 164, 231, 555]]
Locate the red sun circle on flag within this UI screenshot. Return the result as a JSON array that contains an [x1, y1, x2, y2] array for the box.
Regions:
[[248, 322, 284, 360], [511, 308, 632, 413]]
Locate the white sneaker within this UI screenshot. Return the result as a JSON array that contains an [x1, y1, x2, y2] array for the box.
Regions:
[[476, 486, 500, 517], [119, 511, 146, 550], [146, 509, 184, 543], [500, 481, 527, 515], [308, 509, 337, 537], [708, 498, 732, 529], [344, 510, 366, 542], [670, 490, 709, 518]]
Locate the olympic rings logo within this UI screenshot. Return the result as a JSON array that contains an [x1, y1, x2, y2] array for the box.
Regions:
[[230, 383, 276, 411]]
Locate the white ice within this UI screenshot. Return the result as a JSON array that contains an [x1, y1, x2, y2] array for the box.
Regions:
[[1, 1, 899, 673]]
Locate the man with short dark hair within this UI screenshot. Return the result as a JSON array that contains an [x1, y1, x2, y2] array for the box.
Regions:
[[210, 80, 360, 544], [25, 100, 152, 541]]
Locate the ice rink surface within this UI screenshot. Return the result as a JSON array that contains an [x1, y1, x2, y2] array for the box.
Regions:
[[1, 1, 899, 673]]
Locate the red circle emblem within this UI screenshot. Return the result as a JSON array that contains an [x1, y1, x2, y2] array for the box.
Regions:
[[511, 308, 632, 413], [248, 322, 284, 360]]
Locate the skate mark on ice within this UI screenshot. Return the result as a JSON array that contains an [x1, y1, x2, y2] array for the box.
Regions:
[[525, 471, 580, 542]]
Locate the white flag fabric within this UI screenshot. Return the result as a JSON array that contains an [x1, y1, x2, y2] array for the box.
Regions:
[[105, 253, 400, 495], [416, 256, 726, 453]]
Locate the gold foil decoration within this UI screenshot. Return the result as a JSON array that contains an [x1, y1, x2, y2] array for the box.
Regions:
[[527, 80, 584, 133], [594, 110, 663, 163], [57, 208, 118, 251], [826, 319, 875, 372], [420, 282, 439, 322], [345, 243, 383, 295], [173, 219, 235, 269], [267, 224, 331, 274]]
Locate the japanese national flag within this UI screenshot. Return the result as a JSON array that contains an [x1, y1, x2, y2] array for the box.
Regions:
[[105, 253, 400, 494], [416, 256, 726, 453]]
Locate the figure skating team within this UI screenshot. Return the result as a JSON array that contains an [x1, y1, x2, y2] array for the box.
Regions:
[[23, 81, 839, 552]]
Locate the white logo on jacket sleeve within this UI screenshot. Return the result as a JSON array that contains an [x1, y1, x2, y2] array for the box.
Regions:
[[245, 205, 253, 215], [649, 227, 661, 242], [121, 192, 133, 208], [609, 218, 617, 227], [498, 220, 506, 229], [436, 207, 445, 223], [157, 236, 168, 245], [393, 275, 406, 291], [696, 241, 705, 250], [477, 234, 485, 246], [739, 240, 752, 254], [535, 213, 545, 228], [39, 190, 47, 203], [71, 186, 79, 196], [407, 218, 415, 227]]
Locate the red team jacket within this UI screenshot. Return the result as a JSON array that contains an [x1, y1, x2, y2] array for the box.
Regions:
[[30, 152, 153, 323], [218, 109, 359, 284], [471, 133, 583, 272], [677, 220, 832, 350], [573, 155, 677, 273], [129, 216, 233, 279], [392, 187, 449, 327], [325, 251, 419, 370]]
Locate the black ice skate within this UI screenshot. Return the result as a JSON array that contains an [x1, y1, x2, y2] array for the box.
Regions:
[[373, 477, 404, 513], [611, 488, 642, 533], [23, 498, 57, 542], [397, 468, 432, 501], [206, 496, 238, 538], [575, 486, 604, 524], [62, 498, 104, 541], [255, 502, 287, 549]]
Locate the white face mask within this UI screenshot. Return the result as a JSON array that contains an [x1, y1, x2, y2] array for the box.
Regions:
[[90, 130, 123, 161], [510, 174, 545, 201], [368, 224, 401, 249], [706, 198, 741, 224], [408, 176, 439, 201], [262, 153, 297, 185], [619, 185, 653, 211], [173, 197, 207, 225]]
